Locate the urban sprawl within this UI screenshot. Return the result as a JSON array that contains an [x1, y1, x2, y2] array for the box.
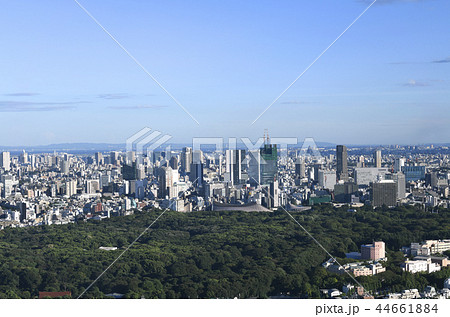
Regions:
[[1, 140, 449, 299]]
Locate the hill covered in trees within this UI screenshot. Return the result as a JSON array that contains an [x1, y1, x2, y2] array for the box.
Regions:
[[0, 204, 449, 298]]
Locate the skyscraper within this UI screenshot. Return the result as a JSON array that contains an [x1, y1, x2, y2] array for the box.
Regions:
[[248, 150, 261, 186], [17, 201, 28, 222], [0, 152, 11, 171], [158, 166, 174, 198], [110, 152, 120, 165], [60, 160, 69, 175], [313, 163, 322, 183], [425, 172, 438, 188], [192, 150, 204, 164], [260, 144, 277, 185], [374, 150, 382, 168], [20, 150, 28, 164], [269, 180, 280, 208], [169, 156, 179, 170], [395, 172, 406, 200], [226, 149, 245, 185], [336, 145, 348, 182], [190, 162, 204, 187], [95, 152, 104, 165], [65, 180, 77, 197], [181, 147, 192, 174], [1, 175, 13, 198], [126, 151, 136, 165], [295, 158, 306, 178]]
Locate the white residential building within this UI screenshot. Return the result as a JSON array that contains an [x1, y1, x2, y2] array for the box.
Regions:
[[402, 258, 441, 274], [410, 240, 450, 256]]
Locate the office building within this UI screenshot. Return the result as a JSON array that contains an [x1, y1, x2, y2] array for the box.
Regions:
[[17, 202, 28, 222], [425, 172, 438, 188], [158, 166, 174, 198], [20, 150, 28, 164], [122, 162, 137, 180], [371, 180, 397, 207], [226, 149, 245, 186], [248, 150, 261, 186], [402, 166, 425, 182], [60, 160, 69, 175], [268, 180, 280, 208], [110, 152, 120, 165], [386, 172, 406, 199], [0, 152, 11, 171], [1, 175, 13, 198], [313, 163, 322, 183], [318, 170, 336, 190], [95, 152, 103, 165], [394, 158, 405, 173], [334, 182, 358, 203], [181, 147, 192, 174], [136, 164, 146, 180], [410, 240, 450, 256], [190, 162, 204, 187], [100, 173, 111, 189], [126, 151, 136, 165], [295, 158, 306, 178], [192, 150, 203, 164], [260, 144, 277, 185], [205, 182, 225, 198], [85, 180, 100, 194], [356, 155, 365, 168], [374, 150, 382, 168], [336, 145, 348, 181], [169, 156, 178, 170], [65, 180, 77, 197], [354, 168, 389, 186], [152, 151, 164, 164]]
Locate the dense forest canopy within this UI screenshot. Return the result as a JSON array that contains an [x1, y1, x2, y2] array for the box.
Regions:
[[0, 204, 449, 298]]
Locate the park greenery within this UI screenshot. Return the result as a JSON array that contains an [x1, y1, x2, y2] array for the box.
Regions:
[[0, 204, 449, 298]]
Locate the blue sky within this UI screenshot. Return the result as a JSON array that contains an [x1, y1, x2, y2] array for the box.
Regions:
[[0, 0, 449, 146]]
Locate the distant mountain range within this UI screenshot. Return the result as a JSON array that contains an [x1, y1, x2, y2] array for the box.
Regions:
[[0, 143, 126, 153], [0, 141, 448, 154], [0, 141, 335, 152]]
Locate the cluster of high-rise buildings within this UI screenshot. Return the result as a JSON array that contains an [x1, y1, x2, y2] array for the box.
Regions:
[[301, 144, 450, 209], [1, 141, 450, 228], [0, 137, 282, 228]]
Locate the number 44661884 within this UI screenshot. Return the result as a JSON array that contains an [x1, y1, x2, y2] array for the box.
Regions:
[[376, 304, 438, 314]]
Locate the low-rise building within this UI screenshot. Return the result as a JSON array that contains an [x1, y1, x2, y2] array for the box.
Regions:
[[414, 256, 448, 268], [387, 289, 421, 299], [402, 258, 441, 274], [409, 240, 450, 256]]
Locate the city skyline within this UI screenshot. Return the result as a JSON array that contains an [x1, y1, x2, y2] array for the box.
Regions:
[[2, 0, 450, 308], [1, 1, 449, 145]]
